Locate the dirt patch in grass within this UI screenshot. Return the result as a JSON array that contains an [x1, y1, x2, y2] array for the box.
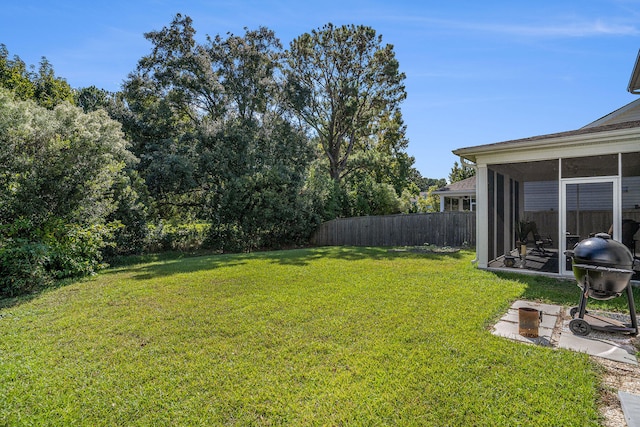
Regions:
[[389, 244, 462, 254], [556, 307, 640, 427], [555, 309, 640, 427], [498, 301, 640, 426], [597, 352, 640, 427]]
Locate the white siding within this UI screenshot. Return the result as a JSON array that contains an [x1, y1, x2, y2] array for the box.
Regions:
[[565, 182, 612, 210], [525, 178, 640, 211], [524, 181, 558, 211], [623, 176, 640, 209]]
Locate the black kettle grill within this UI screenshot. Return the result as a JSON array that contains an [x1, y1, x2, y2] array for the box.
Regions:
[[565, 233, 638, 336]]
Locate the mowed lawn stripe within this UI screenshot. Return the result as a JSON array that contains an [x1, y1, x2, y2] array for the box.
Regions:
[[0, 247, 600, 426]]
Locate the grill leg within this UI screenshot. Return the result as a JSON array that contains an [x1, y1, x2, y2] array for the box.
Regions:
[[627, 284, 638, 336], [577, 277, 590, 319], [577, 292, 588, 319]]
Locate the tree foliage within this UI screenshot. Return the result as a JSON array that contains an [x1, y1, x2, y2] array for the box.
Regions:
[[75, 85, 112, 113], [0, 44, 34, 100], [449, 160, 475, 183], [283, 23, 415, 217], [0, 16, 433, 297], [0, 44, 74, 108], [123, 14, 317, 250], [0, 88, 134, 295], [284, 23, 407, 183]]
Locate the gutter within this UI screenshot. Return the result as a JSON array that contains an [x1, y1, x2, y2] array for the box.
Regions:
[[453, 123, 640, 163], [628, 49, 640, 95]]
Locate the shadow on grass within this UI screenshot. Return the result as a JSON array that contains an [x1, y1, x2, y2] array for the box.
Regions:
[[493, 270, 640, 313], [0, 246, 468, 309], [0, 277, 79, 311], [116, 253, 249, 281], [111, 246, 467, 280], [267, 245, 467, 266]]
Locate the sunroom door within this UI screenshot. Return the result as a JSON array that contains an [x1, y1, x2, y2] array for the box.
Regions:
[[561, 177, 620, 275]]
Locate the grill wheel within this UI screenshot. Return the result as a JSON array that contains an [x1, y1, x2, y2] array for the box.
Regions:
[[569, 318, 592, 336]]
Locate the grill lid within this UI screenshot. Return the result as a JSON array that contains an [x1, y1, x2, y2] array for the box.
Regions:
[[569, 233, 633, 270]]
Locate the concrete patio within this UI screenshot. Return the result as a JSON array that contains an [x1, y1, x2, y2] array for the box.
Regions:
[[492, 300, 640, 426], [492, 299, 638, 364]]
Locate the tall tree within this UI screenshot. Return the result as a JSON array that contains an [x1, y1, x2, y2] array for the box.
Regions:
[[0, 88, 135, 295], [367, 110, 415, 196], [0, 44, 35, 100], [284, 23, 407, 183], [123, 14, 317, 249], [0, 45, 73, 109], [32, 58, 74, 109], [448, 161, 475, 183], [75, 85, 112, 113], [122, 14, 203, 214]]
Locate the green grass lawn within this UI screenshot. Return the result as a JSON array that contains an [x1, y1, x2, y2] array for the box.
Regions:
[[0, 247, 620, 426]]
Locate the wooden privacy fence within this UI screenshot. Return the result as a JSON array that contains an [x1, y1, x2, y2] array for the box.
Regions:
[[311, 212, 476, 247]]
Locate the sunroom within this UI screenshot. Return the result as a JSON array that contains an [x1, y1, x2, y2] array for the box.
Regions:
[[453, 103, 640, 280]]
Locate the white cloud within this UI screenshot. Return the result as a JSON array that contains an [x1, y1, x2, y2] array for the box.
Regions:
[[471, 19, 640, 37], [388, 15, 640, 38]]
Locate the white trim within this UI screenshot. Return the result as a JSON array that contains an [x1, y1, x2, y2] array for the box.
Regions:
[[503, 173, 511, 255], [476, 166, 488, 268], [469, 139, 639, 167], [455, 127, 640, 164], [628, 49, 640, 94], [558, 158, 563, 275]]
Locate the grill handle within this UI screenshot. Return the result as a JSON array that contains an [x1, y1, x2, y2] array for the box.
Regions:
[[571, 263, 635, 275]]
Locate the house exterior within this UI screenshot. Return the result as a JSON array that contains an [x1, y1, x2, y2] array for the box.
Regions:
[[453, 78, 640, 278], [432, 176, 476, 212]]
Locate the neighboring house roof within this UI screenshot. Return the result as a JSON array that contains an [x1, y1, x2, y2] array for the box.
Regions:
[[432, 175, 476, 196], [582, 98, 640, 128]]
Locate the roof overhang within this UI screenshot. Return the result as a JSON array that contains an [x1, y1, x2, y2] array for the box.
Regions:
[[453, 122, 640, 165], [431, 189, 475, 197], [628, 49, 640, 94]]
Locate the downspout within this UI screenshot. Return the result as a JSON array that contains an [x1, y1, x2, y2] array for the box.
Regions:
[[460, 156, 479, 264], [459, 156, 477, 172]]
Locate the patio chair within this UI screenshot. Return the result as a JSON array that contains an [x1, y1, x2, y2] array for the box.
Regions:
[[532, 232, 553, 256], [519, 221, 553, 256]]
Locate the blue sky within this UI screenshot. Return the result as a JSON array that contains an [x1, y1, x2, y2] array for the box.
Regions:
[[2, 0, 640, 180]]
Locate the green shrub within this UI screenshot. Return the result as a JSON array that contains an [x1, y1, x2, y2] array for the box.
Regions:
[[103, 170, 152, 258], [203, 222, 253, 253], [0, 238, 50, 296], [44, 223, 111, 279], [0, 219, 112, 297], [146, 222, 211, 253], [0, 88, 136, 297]]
